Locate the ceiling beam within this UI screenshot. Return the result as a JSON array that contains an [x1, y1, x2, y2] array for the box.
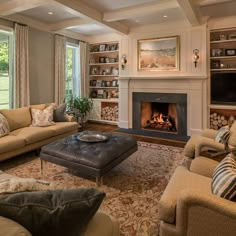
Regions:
[[54, 0, 129, 35], [176, 0, 200, 26], [49, 18, 92, 31], [3, 14, 50, 31], [198, 0, 233, 6], [0, 0, 52, 16], [103, 0, 179, 22]]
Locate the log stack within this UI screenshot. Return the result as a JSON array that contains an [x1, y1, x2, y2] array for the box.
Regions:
[[210, 112, 235, 130], [101, 105, 118, 121]]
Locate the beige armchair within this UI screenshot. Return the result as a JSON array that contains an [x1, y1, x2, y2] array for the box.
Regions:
[[184, 121, 236, 158], [158, 156, 236, 236]]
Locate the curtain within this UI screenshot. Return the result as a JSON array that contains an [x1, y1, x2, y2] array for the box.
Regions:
[[14, 23, 30, 108], [79, 41, 88, 97], [54, 35, 65, 105]]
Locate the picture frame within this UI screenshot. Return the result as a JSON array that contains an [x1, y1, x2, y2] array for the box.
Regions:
[[96, 80, 102, 87], [99, 57, 105, 63], [112, 80, 118, 87], [99, 44, 106, 52], [97, 89, 104, 98], [211, 48, 223, 57], [138, 36, 180, 71], [225, 49, 236, 56], [228, 33, 236, 40]]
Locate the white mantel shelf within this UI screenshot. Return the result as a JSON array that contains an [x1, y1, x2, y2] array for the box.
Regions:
[[118, 75, 208, 80]]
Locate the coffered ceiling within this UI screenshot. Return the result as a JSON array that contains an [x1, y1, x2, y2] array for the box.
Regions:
[[0, 0, 235, 39]]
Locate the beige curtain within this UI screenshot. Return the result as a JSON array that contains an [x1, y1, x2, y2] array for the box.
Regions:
[[54, 35, 65, 104], [79, 41, 88, 97], [14, 23, 30, 108]]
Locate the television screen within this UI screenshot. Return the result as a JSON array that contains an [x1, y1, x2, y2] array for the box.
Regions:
[[211, 72, 236, 105]]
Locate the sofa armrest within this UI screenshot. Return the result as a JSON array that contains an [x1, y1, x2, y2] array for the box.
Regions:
[[195, 136, 225, 157], [202, 128, 218, 139], [0, 216, 31, 236], [82, 211, 120, 236], [176, 190, 236, 236]]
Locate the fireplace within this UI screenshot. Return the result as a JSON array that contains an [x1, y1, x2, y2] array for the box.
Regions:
[[141, 102, 177, 133], [133, 92, 187, 139]]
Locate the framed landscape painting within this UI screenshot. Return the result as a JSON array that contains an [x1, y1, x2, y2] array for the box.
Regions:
[[138, 36, 180, 71]]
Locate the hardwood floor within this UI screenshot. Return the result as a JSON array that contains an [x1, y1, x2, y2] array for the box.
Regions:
[[80, 122, 186, 148]]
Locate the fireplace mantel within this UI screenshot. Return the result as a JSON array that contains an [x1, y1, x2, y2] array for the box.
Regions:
[[118, 77, 208, 136]]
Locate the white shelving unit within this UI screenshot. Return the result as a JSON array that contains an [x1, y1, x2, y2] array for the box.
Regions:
[[209, 27, 236, 129], [88, 41, 119, 124]]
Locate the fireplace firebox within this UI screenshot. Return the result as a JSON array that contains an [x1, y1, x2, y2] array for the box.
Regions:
[[133, 92, 187, 139], [141, 102, 177, 133]]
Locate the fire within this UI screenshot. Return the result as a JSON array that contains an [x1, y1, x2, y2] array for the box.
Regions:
[[153, 112, 164, 123]]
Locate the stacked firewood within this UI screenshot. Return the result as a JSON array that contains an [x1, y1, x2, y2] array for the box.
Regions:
[[210, 113, 235, 130], [101, 105, 118, 121]]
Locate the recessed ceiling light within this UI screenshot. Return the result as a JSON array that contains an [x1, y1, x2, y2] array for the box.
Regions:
[[48, 11, 54, 15], [135, 19, 140, 23], [163, 15, 168, 18]]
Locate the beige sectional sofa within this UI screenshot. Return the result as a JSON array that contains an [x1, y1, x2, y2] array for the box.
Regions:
[[0, 104, 78, 161]]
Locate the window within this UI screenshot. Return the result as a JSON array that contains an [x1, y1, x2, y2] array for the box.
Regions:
[[0, 29, 14, 109], [65, 43, 80, 101]]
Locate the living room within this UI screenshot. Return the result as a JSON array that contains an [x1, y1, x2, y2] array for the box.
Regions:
[[0, 0, 236, 236]]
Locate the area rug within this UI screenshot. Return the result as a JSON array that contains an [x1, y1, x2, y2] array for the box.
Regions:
[[2, 142, 185, 236]]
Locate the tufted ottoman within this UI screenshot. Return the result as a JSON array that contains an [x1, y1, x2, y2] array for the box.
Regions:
[[40, 131, 137, 186]]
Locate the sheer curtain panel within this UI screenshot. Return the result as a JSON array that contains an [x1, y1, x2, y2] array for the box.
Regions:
[[54, 35, 66, 105]]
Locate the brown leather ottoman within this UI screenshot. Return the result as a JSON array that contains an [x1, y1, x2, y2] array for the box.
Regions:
[[40, 131, 137, 185]]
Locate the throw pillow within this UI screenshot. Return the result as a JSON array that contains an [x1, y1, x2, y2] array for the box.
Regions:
[[0, 188, 105, 236], [0, 113, 9, 137], [53, 103, 67, 122], [0, 177, 54, 194], [229, 121, 236, 146], [214, 126, 230, 144], [31, 105, 55, 127], [212, 154, 236, 200]]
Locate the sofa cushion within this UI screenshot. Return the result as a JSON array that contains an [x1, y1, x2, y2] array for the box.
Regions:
[[31, 105, 55, 127], [47, 122, 78, 136], [0, 107, 31, 131], [10, 127, 54, 145], [215, 126, 230, 144], [0, 113, 10, 137], [0, 216, 31, 236], [53, 103, 67, 122], [0, 135, 26, 154], [158, 166, 211, 224], [229, 121, 236, 146], [212, 155, 236, 200], [190, 156, 219, 178], [0, 188, 105, 236]]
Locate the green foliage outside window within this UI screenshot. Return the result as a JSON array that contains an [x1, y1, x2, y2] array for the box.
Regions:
[[0, 42, 9, 72]]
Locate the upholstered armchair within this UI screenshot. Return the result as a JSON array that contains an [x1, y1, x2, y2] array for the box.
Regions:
[[184, 121, 236, 159], [158, 155, 236, 236]]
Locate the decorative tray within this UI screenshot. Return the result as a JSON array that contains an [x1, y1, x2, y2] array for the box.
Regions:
[[77, 133, 108, 142]]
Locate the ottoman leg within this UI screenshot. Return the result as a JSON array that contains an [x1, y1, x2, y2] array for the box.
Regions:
[[96, 176, 103, 187], [40, 159, 46, 175]]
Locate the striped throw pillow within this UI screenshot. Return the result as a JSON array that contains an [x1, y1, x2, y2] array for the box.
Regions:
[[214, 126, 230, 144], [212, 155, 236, 200]]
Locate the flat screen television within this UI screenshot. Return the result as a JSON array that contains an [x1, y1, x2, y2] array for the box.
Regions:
[[211, 72, 236, 105]]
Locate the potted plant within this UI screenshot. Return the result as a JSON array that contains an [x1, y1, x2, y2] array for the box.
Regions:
[[67, 95, 93, 125]]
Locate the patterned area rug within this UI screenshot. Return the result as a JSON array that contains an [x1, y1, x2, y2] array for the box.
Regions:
[[2, 142, 185, 236]]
